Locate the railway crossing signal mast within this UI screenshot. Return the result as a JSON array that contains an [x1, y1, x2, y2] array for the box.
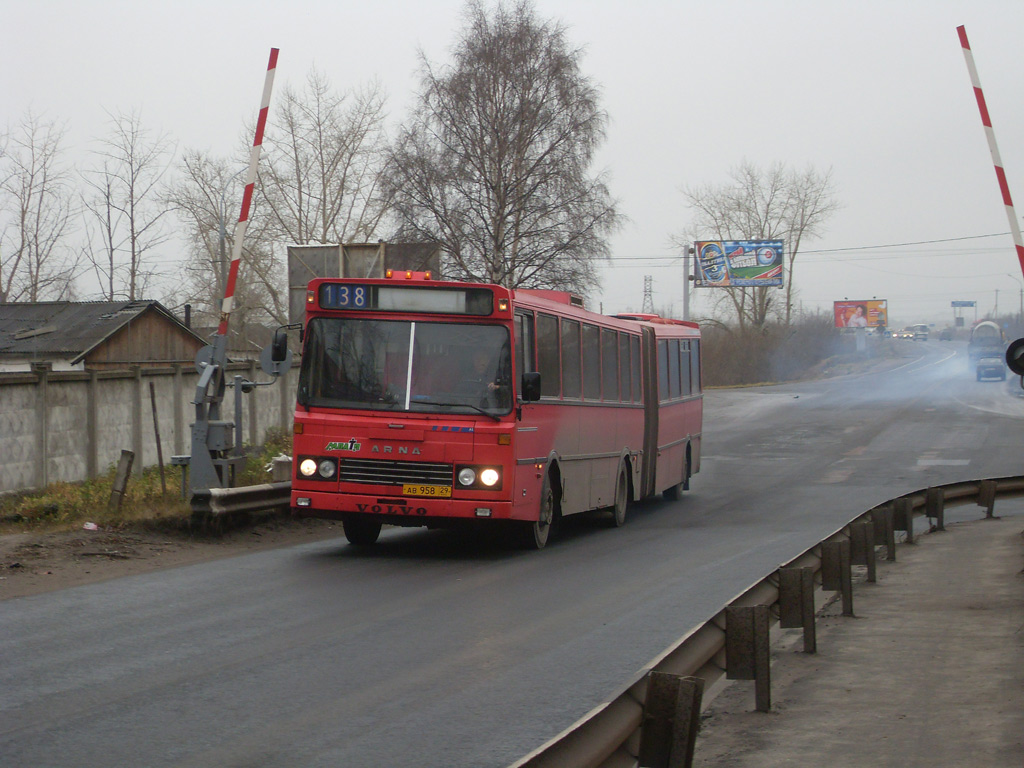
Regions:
[[188, 49, 283, 499]]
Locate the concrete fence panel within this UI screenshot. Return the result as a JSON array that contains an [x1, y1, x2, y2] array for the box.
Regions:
[[0, 363, 297, 495]]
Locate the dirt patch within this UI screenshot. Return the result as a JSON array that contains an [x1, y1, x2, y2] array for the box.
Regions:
[[0, 515, 343, 601]]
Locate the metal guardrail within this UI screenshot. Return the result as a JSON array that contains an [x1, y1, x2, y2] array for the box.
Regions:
[[189, 481, 291, 517], [507, 474, 1024, 768]]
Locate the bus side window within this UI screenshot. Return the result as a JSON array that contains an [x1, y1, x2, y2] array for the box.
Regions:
[[561, 319, 582, 399], [515, 312, 535, 376], [582, 324, 601, 400], [680, 340, 692, 396], [619, 332, 631, 402], [537, 313, 560, 398], [601, 328, 619, 401], [669, 339, 681, 399], [658, 340, 669, 402], [690, 339, 702, 393], [631, 335, 642, 403]]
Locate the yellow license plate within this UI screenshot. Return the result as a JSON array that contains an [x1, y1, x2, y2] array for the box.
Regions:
[[403, 484, 451, 498]]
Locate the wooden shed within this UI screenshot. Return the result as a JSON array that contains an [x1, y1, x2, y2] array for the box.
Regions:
[[0, 300, 208, 372]]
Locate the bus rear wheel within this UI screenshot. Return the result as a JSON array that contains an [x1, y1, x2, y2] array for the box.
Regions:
[[610, 464, 628, 527], [662, 452, 691, 501], [522, 474, 555, 549], [343, 516, 382, 546]]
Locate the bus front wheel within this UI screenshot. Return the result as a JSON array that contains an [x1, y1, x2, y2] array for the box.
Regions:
[[343, 516, 382, 546], [522, 474, 555, 549]]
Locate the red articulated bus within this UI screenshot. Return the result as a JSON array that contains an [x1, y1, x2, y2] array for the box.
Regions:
[[291, 271, 702, 549]]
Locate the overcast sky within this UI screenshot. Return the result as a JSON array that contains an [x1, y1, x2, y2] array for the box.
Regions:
[[5, 0, 1024, 328]]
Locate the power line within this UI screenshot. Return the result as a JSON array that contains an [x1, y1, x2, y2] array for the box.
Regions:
[[604, 230, 1020, 266]]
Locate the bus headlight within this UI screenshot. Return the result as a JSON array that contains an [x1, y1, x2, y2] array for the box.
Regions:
[[455, 465, 502, 490], [297, 456, 338, 481]]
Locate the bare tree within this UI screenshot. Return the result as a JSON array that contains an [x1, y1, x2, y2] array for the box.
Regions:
[[80, 109, 175, 300], [163, 150, 286, 333], [259, 69, 391, 245], [679, 160, 839, 329], [0, 111, 78, 302], [385, 0, 621, 297]]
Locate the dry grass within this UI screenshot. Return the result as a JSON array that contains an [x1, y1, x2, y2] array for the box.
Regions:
[[0, 428, 293, 535]]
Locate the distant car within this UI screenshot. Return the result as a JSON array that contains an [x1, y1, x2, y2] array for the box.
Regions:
[[894, 328, 914, 339], [911, 324, 929, 341], [976, 355, 1006, 381], [939, 328, 953, 341]]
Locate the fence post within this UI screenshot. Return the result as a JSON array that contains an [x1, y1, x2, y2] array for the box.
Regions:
[[978, 479, 997, 518], [893, 496, 915, 544], [31, 363, 51, 489], [132, 366, 144, 475], [850, 521, 877, 583], [925, 487, 946, 531], [637, 672, 705, 768], [779, 566, 816, 653], [823, 539, 855, 617], [86, 369, 99, 479], [107, 450, 135, 512], [173, 364, 185, 456], [725, 605, 771, 712], [872, 506, 897, 561]]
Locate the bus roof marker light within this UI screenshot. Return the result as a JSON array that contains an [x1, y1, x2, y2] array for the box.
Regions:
[[386, 269, 394, 278], [307, 290, 315, 303], [498, 298, 509, 311]]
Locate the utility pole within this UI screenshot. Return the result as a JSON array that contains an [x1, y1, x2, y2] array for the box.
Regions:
[[683, 246, 693, 321]]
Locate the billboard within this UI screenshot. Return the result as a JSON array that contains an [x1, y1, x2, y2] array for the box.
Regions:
[[833, 299, 888, 329], [694, 240, 784, 287]]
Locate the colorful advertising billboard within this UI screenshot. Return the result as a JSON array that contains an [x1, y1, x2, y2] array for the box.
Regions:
[[694, 240, 784, 287], [833, 299, 887, 329]]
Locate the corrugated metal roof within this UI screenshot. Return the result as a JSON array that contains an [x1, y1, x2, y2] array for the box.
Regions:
[[0, 300, 203, 359]]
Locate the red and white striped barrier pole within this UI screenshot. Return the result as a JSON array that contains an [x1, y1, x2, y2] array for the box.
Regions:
[[957, 25, 1024, 277], [217, 47, 279, 336]]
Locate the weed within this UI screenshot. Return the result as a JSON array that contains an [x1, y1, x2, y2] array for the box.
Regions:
[[0, 431, 294, 535]]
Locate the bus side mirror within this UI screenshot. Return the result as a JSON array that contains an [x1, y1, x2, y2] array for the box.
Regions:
[[521, 372, 541, 402], [271, 329, 289, 362], [260, 329, 293, 377], [1006, 338, 1024, 375]]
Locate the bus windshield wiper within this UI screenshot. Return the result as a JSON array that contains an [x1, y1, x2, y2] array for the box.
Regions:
[[409, 399, 502, 422]]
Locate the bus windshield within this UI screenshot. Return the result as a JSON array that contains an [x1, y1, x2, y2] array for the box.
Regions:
[[298, 317, 513, 416]]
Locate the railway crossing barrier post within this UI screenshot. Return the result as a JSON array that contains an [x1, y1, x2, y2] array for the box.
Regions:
[[779, 566, 816, 653], [725, 605, 771, 712], [637, 672, 704, 768]]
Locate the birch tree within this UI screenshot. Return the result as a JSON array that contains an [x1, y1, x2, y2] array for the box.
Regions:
[[0, 111, 78, 302], [80, 109, 175, 300], [385, 0, 621, 297]]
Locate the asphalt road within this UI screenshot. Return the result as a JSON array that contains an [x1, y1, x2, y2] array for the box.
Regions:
[[3, 340, 1022, 767]]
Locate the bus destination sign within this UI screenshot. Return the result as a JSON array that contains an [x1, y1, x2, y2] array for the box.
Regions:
[[318, 283, 494, 315]]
